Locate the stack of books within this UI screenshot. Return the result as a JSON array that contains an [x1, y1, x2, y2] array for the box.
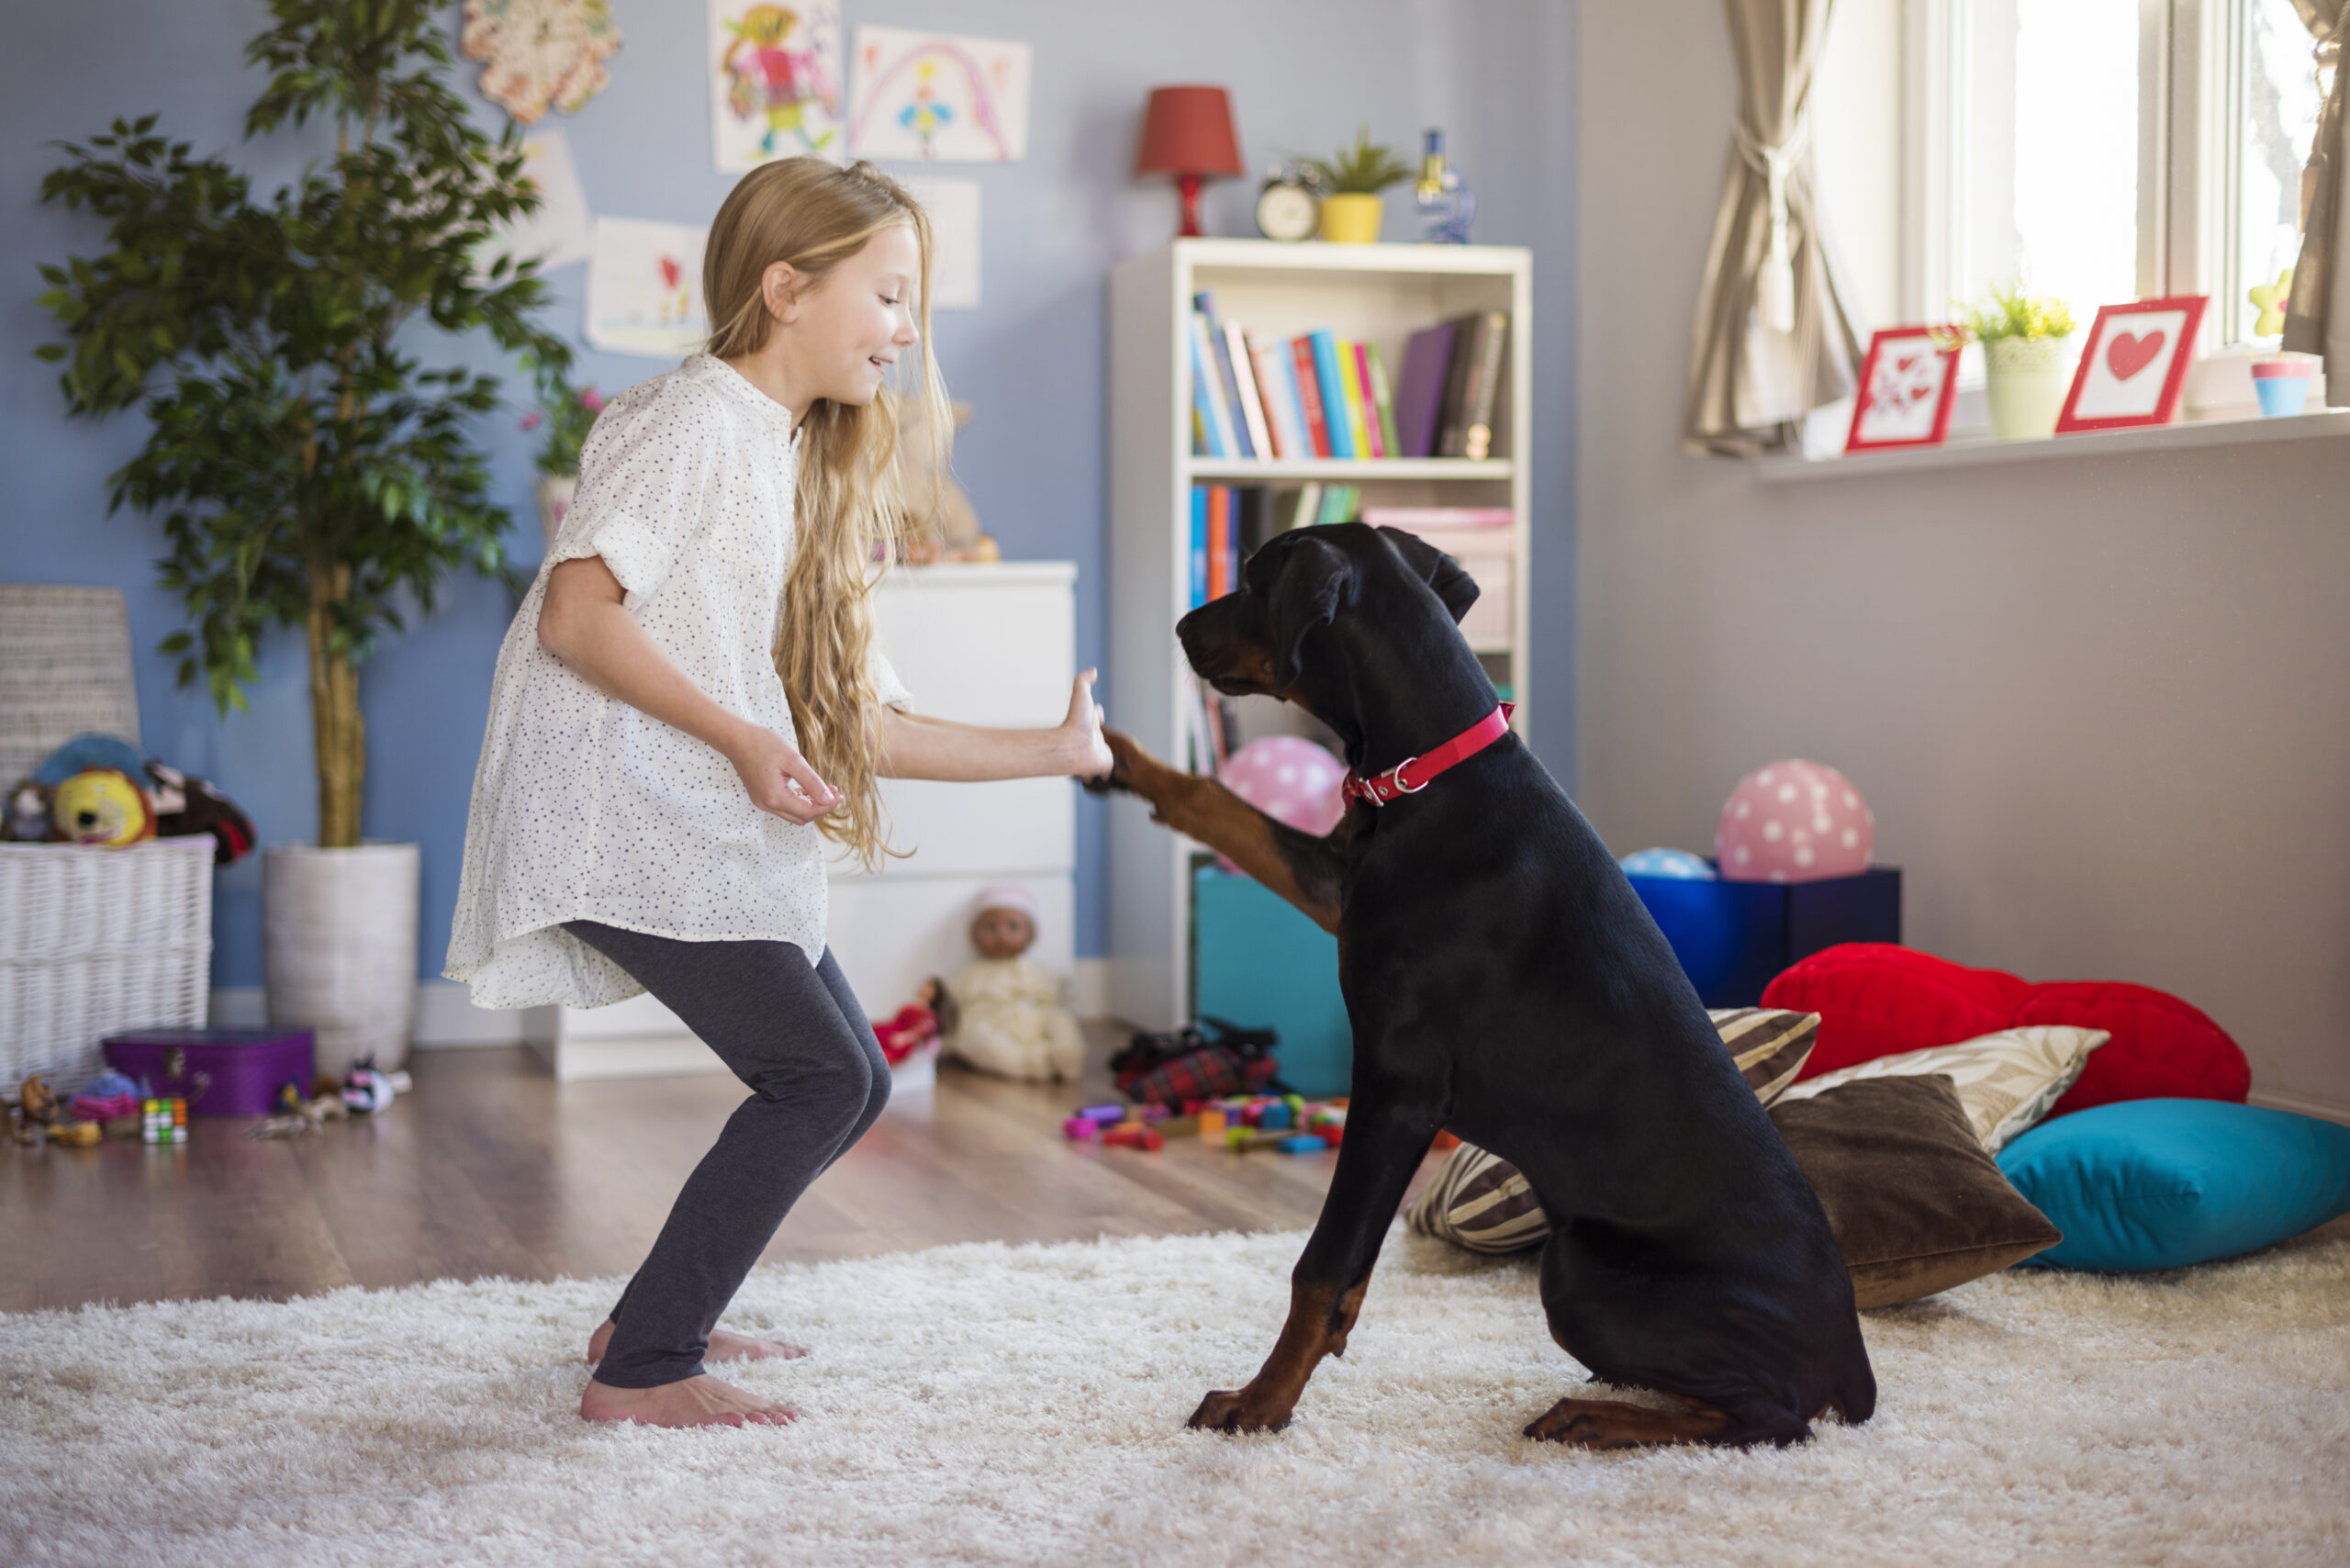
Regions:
[[1190, 292, 1510, 463], [1185, 496, 1513, 612]]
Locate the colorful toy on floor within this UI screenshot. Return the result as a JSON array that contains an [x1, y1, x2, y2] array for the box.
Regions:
[[1715, 759, 1873, 883], [873, 976, 951, 1066], [1103, 1123, 1165, 1152], [12, 1074, 60, 1146], [69, 1071, 140, 1125], [340, 1058, 407, 1115], [1062, 1115, 1100, 1139], [940, 883, 1085, 1081], [142, 1097, 188, 1144]]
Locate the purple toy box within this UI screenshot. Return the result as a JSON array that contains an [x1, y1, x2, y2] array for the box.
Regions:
[[102, 1027, 317, 1118]]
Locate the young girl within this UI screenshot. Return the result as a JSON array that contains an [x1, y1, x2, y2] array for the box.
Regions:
[[446, 159, 1110, 1429]]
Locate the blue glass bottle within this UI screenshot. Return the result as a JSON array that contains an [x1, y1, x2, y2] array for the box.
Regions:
[[1414, 129, 1475, 244]]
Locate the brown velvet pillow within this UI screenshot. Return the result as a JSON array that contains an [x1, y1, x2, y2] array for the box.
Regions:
[[1769, 1073, 2062, 1309]]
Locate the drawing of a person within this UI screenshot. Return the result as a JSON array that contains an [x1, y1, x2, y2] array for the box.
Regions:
[[895, 59, 955, 158], [722, 5, 840, 156]]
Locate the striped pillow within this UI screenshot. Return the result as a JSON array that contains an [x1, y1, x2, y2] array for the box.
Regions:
[[1406, 1008, 1820, 1255], [1774, 1025, 2109, 1152]]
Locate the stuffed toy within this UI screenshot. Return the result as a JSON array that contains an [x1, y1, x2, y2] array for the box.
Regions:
[[13, 1075, 61, 1146], [145, 760, 256, 864], [1762, 942, 2252, 1118], [940, 882, 1084, 1081], [873, 976, 955, 1066], [891, 396, 999, 565], [50, 768, 153, 847], [4, 783, 50, 842]]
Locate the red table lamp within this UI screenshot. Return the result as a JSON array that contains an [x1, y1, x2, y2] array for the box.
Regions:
[[1135, 85, 1242, 239]]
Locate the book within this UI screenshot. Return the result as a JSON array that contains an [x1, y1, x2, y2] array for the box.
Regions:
[[1393, 321, 1458, 458], [1193, 293, 1255, 458], [1434, 313, 1481, 457], [1337, 339, 1374, 457], [1314, 484, 1360, 526], [1288, 337, 1334, 457], [1284, 481, 1323, 532], [1235, 484, 1273, 556], [1189, 483, 1209, 607], [1440, 310, 1509, 460], [1206, 485, 1232, 599], [1189, 312, 1237, 458], [1222, 321, 1271, 462], [1364, 342, 1402, 459], [1349, 342, 1385, 458], [1246, 331, 1304, 459], [1306, 331, 1357, 459], [1360, 505, 1515, 528]]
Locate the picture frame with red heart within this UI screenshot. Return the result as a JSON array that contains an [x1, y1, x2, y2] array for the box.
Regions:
[[2053, 295, 2208, 433], [1844, 326, 1964, 453]]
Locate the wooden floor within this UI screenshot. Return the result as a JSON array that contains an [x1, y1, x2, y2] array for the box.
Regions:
[[2, 1025, 1420, 1314]]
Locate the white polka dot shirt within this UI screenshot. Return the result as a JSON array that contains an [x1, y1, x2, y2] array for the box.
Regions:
[[445, 354, 912, 1010]]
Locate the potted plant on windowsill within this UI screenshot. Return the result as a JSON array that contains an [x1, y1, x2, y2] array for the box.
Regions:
[[1942, 282, 2077, 441], [36, 0, 570, 1074], [522, 372, 606, 542], [1300, 127, 1413, 244]]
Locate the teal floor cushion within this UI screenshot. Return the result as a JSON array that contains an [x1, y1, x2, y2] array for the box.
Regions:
[[1997, 1098, 2350, 1271]]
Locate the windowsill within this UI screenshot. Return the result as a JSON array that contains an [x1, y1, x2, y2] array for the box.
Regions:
[[1752, 409, 2350, 485]]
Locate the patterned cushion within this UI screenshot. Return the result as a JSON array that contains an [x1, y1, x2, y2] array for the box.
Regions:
[[1774, 1025, 2108, 1152], [1406, 1009, 1820, 1255]]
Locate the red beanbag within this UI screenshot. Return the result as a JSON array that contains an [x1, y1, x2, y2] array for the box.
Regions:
[[1760, 943, 2250, 1119]]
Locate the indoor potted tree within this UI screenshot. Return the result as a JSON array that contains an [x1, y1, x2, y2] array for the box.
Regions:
[[1942, 281, 2077, 441], [37, 0, 571, 1074], [522, 371, 606, 542], [1301, 127, 1414, 244]]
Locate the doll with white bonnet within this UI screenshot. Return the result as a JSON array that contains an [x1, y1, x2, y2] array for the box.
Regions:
[[941, 881, 1084, 1081]]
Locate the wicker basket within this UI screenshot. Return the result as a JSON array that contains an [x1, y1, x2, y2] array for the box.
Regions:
[[0, 837, 213, 1092], [0, 584, 143, 790]]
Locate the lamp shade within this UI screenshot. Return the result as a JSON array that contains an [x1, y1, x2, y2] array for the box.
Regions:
[[1135, 85, 1242, 177]]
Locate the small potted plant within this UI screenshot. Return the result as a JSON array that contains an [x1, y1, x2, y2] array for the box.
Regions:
[[1300, 127, 1413, 244], [1940, 281, 2077, 441], [521, 371, 606, 542]]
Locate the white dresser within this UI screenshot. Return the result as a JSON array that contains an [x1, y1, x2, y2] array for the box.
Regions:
[[532, 561, 1080, 1080]]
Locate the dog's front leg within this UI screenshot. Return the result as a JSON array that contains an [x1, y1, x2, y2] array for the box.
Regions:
[[1102, 729, 1342, 932], [1188, 1101, 1435, 1433]]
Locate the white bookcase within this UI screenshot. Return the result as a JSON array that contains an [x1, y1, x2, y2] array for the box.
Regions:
[[1106, 238, 1534, 1028]]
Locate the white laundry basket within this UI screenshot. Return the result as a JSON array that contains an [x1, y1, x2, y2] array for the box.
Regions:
[[0, 837, 213, 1093]]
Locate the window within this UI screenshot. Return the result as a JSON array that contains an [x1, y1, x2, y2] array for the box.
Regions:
[[1903, 0, 2338, 349]]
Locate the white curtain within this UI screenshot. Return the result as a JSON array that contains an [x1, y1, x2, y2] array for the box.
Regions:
[[2284, 2, 2348, 406]]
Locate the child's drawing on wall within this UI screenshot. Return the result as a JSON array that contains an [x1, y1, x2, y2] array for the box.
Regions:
[[711, 0, 841, 170]]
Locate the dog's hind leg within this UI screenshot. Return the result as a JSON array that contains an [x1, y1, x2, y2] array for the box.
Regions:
[[1187, 1101, 1434, 1434]]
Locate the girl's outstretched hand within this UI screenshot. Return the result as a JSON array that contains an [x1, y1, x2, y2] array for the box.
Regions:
[[1063, 669, 1113, 782], [728, 725, 841, 823]]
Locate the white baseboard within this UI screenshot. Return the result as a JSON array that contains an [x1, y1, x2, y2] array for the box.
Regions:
[[216, 961, 1119, 1052], [2248, 1088, 2350, 1126]]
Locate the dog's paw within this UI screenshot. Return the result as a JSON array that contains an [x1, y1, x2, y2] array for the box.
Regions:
[[1186, 1387, 1292, 1435]]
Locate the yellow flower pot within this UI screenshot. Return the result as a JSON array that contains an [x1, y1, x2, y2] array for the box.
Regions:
[[1318, 193, 1384, 244]]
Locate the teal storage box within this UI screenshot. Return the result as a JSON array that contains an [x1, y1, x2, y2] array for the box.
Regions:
[[1192, 863, 1351, 1096]]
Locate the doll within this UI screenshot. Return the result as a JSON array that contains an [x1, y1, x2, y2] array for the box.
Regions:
[[941, 882, 1084, 1081]]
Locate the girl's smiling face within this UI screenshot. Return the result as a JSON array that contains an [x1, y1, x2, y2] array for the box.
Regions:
[[778, 221, 922, 410]]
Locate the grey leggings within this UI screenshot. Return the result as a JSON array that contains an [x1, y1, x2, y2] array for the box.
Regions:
[[566, 920, 890, 1389]]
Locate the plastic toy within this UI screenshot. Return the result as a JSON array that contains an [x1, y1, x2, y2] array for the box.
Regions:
[[1198, 1108, 1227, 1137], [1078, 1104, 1125, 1124], [142, 1097, 188, 1144], [69, 1071, 140, 1125], [1715, 760, 1873, 884], [941, 883, 1085, 1081], [1103, 1124, 1165, 1152], [873, 977, 950, 1066], [1260, 1103, 1292, 1131], [3, 782, 49, 842], [1278, 1135, 1327, 1154], [1062, 1115, 1100, 1139]]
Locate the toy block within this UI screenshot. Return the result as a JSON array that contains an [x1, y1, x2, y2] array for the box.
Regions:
[[1198, 1109, 1227, 1137], [1277, 1135, 1327, 1154], [1078, 1104, 1125, 1124], [1062, 1116, 1101, 1139], [1103, 1124, 1164, 1151]]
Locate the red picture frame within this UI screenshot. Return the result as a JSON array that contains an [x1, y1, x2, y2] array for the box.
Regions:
[[2053, 296, 2207, 433], [1844, 328, 1962, 453]]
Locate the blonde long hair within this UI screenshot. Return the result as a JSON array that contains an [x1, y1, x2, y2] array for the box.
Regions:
[[703, 158, 949, 868]]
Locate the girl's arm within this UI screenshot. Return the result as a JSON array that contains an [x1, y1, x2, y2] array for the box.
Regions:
[[538, 555, 841, 824], [878, 670, 1114, 783]]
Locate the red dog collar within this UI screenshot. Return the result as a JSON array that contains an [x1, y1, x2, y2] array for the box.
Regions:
[[1343, 703, 1516, 807]]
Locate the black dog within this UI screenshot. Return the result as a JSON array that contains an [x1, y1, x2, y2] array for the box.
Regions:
[[1099, 523, 1874, 1448]]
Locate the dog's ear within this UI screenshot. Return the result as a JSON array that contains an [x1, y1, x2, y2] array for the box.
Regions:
[[1268, 535, 1354, 693], [1378, 526, 1481, 626]]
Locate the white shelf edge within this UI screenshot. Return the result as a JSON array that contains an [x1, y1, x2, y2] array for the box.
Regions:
[[878, 559, 1078, 585], [1752, 409, 2350, 484], [1183, 457, 1514, 481], [1174, 237, 1531, 277]]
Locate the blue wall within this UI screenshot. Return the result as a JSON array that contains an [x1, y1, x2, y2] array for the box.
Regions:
[[2, 0, 1574, 992]]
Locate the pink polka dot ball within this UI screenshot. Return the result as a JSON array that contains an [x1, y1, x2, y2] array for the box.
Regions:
[[1715, 759, 1874, 883], [1216, 735, 1347, 873]]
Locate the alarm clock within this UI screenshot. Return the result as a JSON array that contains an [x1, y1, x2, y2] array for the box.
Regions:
[[1256, 174, 1319, 242]]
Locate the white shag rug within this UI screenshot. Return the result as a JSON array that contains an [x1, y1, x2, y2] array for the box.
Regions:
[[5, 1223, 2347, 1568]]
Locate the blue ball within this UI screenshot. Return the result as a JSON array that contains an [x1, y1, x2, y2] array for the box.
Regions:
[[1618, 847, 1717, 880]]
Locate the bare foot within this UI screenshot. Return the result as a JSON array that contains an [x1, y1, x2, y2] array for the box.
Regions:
[[579, 1373, 797, 1428], [585, 1320, 808, 1366]]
